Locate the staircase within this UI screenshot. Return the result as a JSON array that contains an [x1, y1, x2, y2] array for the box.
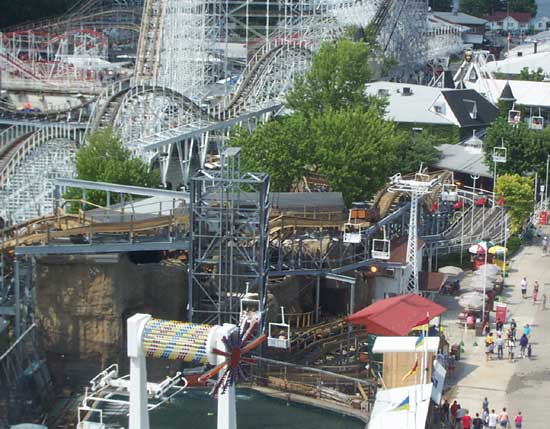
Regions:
[[134, 0, 164, 83]]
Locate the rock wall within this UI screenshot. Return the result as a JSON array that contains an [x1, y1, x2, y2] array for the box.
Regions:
[[35, 254, 188, 388]]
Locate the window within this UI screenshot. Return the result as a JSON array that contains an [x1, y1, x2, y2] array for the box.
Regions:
[[434, 104, 444, 114]]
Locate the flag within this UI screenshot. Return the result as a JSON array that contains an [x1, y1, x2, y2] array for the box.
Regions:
[[415, 333, 425, 349], [401, 359, 418, 381], [392, 395, 410, 412], [413, 316, 429, 329]]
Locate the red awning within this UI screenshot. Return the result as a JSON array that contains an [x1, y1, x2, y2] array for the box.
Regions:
[[346, 294, 447, 336]]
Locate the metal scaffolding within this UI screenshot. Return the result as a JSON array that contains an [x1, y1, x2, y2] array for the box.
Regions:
[[188, 147, 270, 326]]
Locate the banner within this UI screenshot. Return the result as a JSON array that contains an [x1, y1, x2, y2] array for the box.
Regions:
[[431, 359, 446, 404]]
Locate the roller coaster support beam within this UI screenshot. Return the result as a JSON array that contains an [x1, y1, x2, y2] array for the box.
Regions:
[[127, 313, 152, 429]]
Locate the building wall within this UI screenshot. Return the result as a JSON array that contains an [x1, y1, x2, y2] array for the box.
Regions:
[[35, 254, 188, 388], [382, 351, 435, 389]]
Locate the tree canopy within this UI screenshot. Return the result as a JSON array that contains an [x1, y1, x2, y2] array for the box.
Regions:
[[518, 67, 544, 81], [459, 0, 490, 17], [64, 128, 160, 209], [484, 117, 550, 179], [495, 174, 534, 233], [231, 38, 441, 205], [286, 39, 380, 116], [509, 0, 537, 17], [429, 0, 453, 12]]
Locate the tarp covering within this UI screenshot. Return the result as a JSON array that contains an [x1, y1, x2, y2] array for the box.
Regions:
[[346, 294, 447, 336], [368, 383, 432, 429]]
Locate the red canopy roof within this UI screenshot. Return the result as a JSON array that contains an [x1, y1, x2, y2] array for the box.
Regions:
[[346, 294, 447, 336]]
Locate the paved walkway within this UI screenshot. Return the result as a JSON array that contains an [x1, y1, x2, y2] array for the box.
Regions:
[[440, 228, 550, 428]]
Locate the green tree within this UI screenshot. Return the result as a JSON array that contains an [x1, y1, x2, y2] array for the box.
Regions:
[[518, 67, 544, 81], [231, 107, 403, 205], [459, 0, 490, 17], [286, 40, 383, 116], [230, 114, 313, 192], [509, 0, 537, 17], [495, 174, 534, 233], [397, 131, 442, 173], [64, 128, 160, 209], [429, 0, 453, 12], [484, 117, 550, 179]]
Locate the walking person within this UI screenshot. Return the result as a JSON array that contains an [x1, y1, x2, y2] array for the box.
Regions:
[[463, 410, 472, 429], [451, 400, 459, 428], [498, 408, 509, 428], [542, 293, 547, 310], [542, 236, 548, 255], [473, 412, 484, 429], [482, 397, 489, 413], [496, 333, 504, 360], [519, 334, 529, 358], [514, 411, 523, 428], [488, 409, 498, 429], [457, 405, 466, 428], [533, 281, 539, 304], [520, 277, 528, 299], [523, 324, 531, 338], [510, 319, 517, 339], [508, 337, 516, 362], [482, 408, 490, 428], [485, 332, 495, 361]]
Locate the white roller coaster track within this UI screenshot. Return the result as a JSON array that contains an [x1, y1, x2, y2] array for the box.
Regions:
[[0, 126, 79, 224]]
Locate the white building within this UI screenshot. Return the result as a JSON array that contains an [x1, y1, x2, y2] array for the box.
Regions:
[[484, 12, 532, 32]]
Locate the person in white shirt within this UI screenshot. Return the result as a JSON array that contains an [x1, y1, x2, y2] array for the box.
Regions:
[[520, 277, 528, 299], [488, 409, 498, 429]]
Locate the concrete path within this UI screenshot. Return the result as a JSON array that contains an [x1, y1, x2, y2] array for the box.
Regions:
[[441, 228, 550, 428]]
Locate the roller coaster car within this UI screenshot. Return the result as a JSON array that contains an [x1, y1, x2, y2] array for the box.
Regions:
[[349, 202, 379, 222], [475, 196, 488, 207], [441, 184, 458, 202], [530, 115, 544, 130], [508, 110, 521, 125]]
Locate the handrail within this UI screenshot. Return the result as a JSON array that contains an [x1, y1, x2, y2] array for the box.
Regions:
[[0, 323, 36, 362]]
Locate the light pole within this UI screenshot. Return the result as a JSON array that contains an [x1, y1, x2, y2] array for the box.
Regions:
[[545, 155, 549, 210], [470, 174, 479, 237]]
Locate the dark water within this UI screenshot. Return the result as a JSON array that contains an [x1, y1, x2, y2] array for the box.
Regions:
[[113, 390, 364, 429]]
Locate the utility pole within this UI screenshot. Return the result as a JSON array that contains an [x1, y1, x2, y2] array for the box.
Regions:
[[545, 155, 549, 210]]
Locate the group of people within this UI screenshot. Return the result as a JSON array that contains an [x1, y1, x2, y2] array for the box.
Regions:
[[441, 398, 523, 428], [484, 318, 532, 362], [519, 277, 546, 310]]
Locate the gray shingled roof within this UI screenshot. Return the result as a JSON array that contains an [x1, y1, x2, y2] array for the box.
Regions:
[[431, 144, 492, 178], [433, 11, 488, 25]]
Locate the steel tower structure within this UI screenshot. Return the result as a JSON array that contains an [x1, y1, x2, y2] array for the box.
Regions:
[[389, 171, 438, 294], [187, 147, 270, 325]]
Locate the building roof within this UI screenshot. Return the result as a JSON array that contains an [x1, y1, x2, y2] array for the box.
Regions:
[[484, 12, 532, 23], [431, 143, 492, 178], [366, 82, 498, 128], [465, 78, 550, 107], [499, 81, 516, 101], [388, 237, 425, 265], [484, 50, 550, 75], [432, 11, 487, 26], [365, 82, 451, 125], [440, 89, 500, 127], [346, 294, 447, 336], [270, 192, 345, 211]]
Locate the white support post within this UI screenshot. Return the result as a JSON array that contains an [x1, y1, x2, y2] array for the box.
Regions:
[[216, 324, 237, 429], [127, 313, 152, 429]]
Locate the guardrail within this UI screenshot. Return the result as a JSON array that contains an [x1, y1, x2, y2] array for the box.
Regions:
[[0, 125, 34, 158]]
